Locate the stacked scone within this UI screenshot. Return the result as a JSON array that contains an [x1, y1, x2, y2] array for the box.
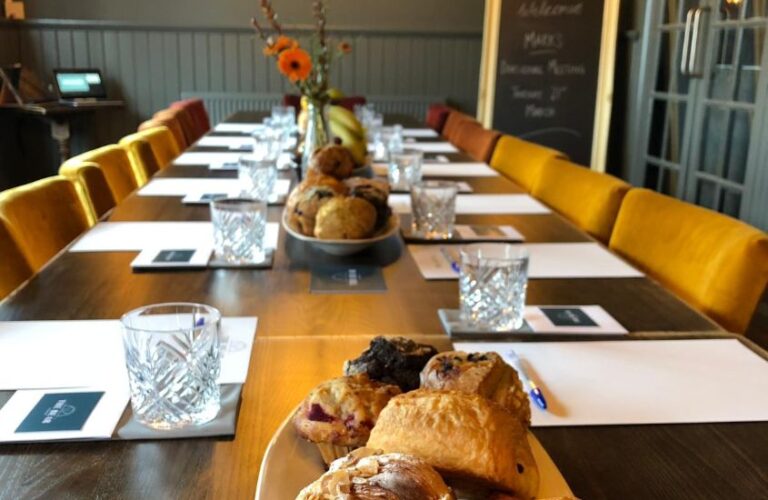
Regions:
[[293, 337, 542, 499], [286, 143, 392, 240]]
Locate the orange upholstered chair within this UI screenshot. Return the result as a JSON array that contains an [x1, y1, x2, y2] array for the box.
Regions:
[[62, 145, 139, 203], [154, 108, 197, 148], [58, 161, 117, 224], [453, 120, 502, 163], [0, 218, 33, 300], [123, 126, 181, 171], [139, 115, 187, 151], [609, 189, 768, 333], [425, 103, 451, 133], [0, 176, 91, 271], [489, 135, 567, 192], [442, 111, 476, 144], [532, 157, 631, 243], [170, 98, 211, 139]]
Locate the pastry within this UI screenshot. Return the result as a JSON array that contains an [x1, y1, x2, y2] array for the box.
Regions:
[[293, 374, 401, 465], [289, 185, 339, 236], [296, 448, 454, 499], [344, 336, 438, 392], [310, 144, 356, 180], [314, 197, 377, 240], [366, 389, 539, 499], [420, 351, 531, 427], [344, 177, 392, 230], [303, 169, 349, 195]]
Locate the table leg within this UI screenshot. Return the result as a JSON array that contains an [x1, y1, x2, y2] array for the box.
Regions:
[[50, 120, 71, 163]]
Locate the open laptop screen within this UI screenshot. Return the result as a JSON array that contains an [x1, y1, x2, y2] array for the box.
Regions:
[[54, 69, 107, 99]]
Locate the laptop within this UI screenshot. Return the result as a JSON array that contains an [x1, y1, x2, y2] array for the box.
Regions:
[[53, 68, 122, 107]]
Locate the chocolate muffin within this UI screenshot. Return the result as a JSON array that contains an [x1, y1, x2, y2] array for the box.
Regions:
[[345, 177, 392, 230], [344, 336, 438, 392]]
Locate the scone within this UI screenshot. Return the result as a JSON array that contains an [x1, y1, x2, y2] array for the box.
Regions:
[[366, 389, 539, 499], [345, 177, 392, 230], [344, 336, 439, 392], [420, 351, 531, 427], [303, 169, 349, 195], [289, 186, 339, 236], [297, 448, 454, 499], [314, 197, 377, 240], [293, 374, 401, 465], [310, 144, 356, 180]]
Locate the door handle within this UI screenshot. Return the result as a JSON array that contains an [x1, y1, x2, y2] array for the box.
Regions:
[[688, 7, 711, 77], [680, 7, 696, 76]]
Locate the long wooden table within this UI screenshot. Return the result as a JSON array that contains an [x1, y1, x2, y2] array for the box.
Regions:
[[0, 112, 766, 499]]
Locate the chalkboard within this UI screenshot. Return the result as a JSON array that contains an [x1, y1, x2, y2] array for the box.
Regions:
[[489, 0, 606, 165]]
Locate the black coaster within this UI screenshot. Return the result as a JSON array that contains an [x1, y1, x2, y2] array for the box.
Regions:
[[437, 309, 533, 338], [310, 265, 387, 294]]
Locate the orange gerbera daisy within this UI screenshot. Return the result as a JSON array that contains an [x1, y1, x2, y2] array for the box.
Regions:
[[338, 41, 352, 54], [278, 47, 312, 82], [263, 35, 298, 56]]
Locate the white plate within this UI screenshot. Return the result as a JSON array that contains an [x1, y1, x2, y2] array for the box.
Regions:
[[256, 408, 573, 499], [282, 212, 400, 256]]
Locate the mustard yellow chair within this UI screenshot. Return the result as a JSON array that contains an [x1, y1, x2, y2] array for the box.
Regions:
[[59, 161, 118, 224], [140, 114, 187, 151], [119, 134, 162, 184], [532, 157, 631, 244], [609, 189, 768, 333], [490, 135, 567, 192], [0, 176, 91, 271], [0, 218, 33, 300], [124, 126, 181, 170], [62, 145, 139, 203]]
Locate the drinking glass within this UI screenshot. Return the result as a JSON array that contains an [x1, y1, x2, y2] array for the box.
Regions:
[[238, 156, 277, 201], [387, 124, 404, 155], [459, 244, 529, 331], [251, 123, 281, 160], [120, 302, 222, 430], [410, 180, 458, 239], [210, 197, 267, 264], [388, 149, 423, 191]]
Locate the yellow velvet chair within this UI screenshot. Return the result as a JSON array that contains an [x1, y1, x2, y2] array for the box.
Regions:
[[125, 126, 181, 170], [609, 189, 768, 333], [59, 161, 117, 224], [532, 157, 631, 243], [0, 177, 91, 271], [0, 218, 33, 300], [62, 145, 139, 203], [119, 134, 162, 184], [490, 135, 567, 192], [140, 114, 187, 151]]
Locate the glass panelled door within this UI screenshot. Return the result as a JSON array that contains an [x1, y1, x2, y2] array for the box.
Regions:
[[634, 0, 768, 227]]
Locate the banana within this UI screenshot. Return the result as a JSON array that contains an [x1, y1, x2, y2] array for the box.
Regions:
[[327, 105, 364, 139], [327, 87, 345, 100], [329, 120, 368, 165]]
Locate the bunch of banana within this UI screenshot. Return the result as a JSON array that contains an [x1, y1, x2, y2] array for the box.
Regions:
[[327, 105, 367, 165]]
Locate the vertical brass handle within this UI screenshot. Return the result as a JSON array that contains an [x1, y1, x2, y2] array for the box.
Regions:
[[688, 7, 711, 77], [680, 8, 696, 76]]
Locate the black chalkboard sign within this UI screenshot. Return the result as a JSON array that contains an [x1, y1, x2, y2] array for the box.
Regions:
[[491, 0, 604, 165]]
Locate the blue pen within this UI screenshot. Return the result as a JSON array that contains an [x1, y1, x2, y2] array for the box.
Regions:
[[439, 247, 460, 274], [508, 351, 548, 410]]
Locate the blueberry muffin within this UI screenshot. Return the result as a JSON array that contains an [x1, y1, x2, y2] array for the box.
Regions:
[[344, 177, 392, 230], [420, 351, 530, 427], [310, 144, 356, 180], [314, 197, 377, 240], [303, 169, 349, 195], [344, 336, 438, 392], [293, 374, 401, 465], [288, 185, 340, 236], [297, 448, 455, 499]]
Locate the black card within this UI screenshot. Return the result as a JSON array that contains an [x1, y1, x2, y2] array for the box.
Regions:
[[153, 249, 196, 264], [16, 392, 104, 433], [310, 265, 387, 294], [199, 193, 229, 202], [541, 308, 598, 327]]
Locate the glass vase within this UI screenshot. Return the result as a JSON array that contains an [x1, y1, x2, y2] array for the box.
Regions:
[[299, 98, 330, 177]]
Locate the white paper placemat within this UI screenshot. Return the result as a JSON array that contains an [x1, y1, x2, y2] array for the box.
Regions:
[[213, 122, 262, 134], [390, 194, 550, 215], [373, 162, 499, 178], [196, 136, 254, 149], [0, 318, 258, 391], [138, 178, 291, 198], [409, 242, 644, 280], [454, 339, 768, 426], [69, 222, 279, 252], [173, 152, 244, 166], [369, 142, 458, 153], [401, 128, 439, 138]]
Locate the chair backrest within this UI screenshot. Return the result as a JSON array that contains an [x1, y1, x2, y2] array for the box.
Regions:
[[442, 111, 475, 144], [489, 135, 567, 192], [609, 189, 768, 333], [62, 145, 139, 203], [119, 133, 162, 184], [283, 94, 302, 114], [425, 103, 451, 133], [532, 157, 631, 243], [0, 218, 33, 300], [155, 107, 197, 146], [58, 161, 117, 225], [453, 120, 502, 163], [0, 176, 91, 271], [126, 126, 181, 169], [170, 98, 211, 139], [139, 115, 187, 151]]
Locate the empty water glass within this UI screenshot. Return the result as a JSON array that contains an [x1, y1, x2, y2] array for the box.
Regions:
[[120, 302, 222, 430], [238, 156, 277, 201], [252, 123, 282, 160], [388, 150, 423, 191], [459, 244, 529, 331], [387, 124, 405, 155], [410, 180, 458, 239], [210, 197, 267, 264]]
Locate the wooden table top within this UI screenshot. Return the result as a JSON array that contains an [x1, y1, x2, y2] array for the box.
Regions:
[[0, 112, 766, 499]]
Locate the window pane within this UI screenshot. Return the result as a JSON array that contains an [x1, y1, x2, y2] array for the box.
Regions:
[[663, 0, 701, 24], [663, 101, 687, 163], [721, 189, 743, 217], [656, 31, 690, 94], [708, 29, 738, 100], [695, 179, 718, 209], [736, 27, 764, 103], [644, 163, 661, 190], [699, 106, 730, 176], [744, 0, 767, 19], [659, 167, 680, 195], [648, 100, 667, 158], [725, 109, 752, 183]]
